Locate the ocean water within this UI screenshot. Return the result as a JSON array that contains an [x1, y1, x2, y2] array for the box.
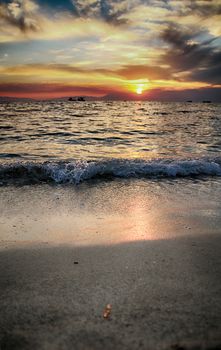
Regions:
[[0, 101, 221, 185]]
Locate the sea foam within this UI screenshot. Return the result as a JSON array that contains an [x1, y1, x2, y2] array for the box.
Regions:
[[0, 158, 221, 185]]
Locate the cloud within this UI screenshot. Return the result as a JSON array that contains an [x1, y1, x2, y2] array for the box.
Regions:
[[160, 24, 221, 85], [0, 0, 221, 96], [116, 64, 172, 80], [0, 0, 137, 44], [184, 0, 221, 17], [168, 0, 221, 36], [0, 63, 125, 91], [71, 0, 133, 24], [0, 82, 114, 96], [0, 0, 41, 33], [0, 62, 210, 94], [8, 62, 171, 81], [0, 76, 135, 98], [190, 50, 221, 84], [161, 25, 209, 70]]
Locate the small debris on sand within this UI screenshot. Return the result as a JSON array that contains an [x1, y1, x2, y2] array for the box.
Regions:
[[103, 304, 112, 319], [74, 261, 79, 264]]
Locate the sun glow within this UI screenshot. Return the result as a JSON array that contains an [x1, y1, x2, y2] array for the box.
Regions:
[[130, 81, 149, 95], [136, 85, 143, 94]]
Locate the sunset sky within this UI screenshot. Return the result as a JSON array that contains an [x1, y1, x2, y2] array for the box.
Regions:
[[0, 0, 221, 100]]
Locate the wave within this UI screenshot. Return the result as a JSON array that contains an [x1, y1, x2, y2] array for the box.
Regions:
[[0, 158, 221, 185]]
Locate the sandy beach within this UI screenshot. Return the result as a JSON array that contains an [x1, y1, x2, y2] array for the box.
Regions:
[[0, 179, 221, 349]]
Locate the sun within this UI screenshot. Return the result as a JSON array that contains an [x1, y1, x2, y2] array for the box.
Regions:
[[128, 80, 149, 95], [136, 83, 145, 95], [136, 86, 143, 94]]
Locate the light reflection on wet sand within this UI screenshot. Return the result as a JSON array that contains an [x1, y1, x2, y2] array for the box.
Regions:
[[0, 178, 221, 249]]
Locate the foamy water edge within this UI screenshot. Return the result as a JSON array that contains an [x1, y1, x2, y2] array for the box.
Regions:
[[1, 157, 221, 185]]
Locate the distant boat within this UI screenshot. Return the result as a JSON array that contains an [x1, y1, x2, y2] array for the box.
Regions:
[[77, 97, 85, 101], [68, 96, 85, 102], [202, 100, 211, 103], [186, 100, 192, 103]]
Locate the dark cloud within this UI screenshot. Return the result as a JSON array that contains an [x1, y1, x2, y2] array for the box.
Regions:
[[71, 0, 130, 24], [162, 0, 221, 17], [100, 0, 129, 25], [191, 64, 221, 85], [186, 0, 221, 17], [161, 25, 221, 85], [71, 0, 99, 17], [161, 25, 209, 71]]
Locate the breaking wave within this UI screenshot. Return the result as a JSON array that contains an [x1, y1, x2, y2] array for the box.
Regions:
[[1, 158, 221, 185]]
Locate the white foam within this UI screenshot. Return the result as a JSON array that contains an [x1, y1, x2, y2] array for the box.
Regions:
[[1, 158, 220, 185]]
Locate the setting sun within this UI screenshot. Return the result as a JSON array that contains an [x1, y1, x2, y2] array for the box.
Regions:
[[136, 86, 143, 95]]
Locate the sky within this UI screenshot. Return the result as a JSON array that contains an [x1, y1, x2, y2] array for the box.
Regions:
[[0, 0, 221, 100]]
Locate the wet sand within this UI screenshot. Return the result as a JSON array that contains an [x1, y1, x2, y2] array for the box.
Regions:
[[0, 180, 221, 349]]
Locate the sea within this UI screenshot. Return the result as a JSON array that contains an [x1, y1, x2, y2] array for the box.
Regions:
[[0, 100, 221, 185]]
